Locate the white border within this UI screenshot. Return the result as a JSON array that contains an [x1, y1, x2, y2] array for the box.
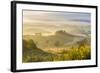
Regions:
[[16, 4, 96, 70]]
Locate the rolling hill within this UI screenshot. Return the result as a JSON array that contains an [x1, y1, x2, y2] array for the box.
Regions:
[[23, 30, 87, 49]]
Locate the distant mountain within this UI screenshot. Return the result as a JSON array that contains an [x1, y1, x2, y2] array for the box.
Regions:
[[23, 23, 90, 36], [23, 30, 87, 49]]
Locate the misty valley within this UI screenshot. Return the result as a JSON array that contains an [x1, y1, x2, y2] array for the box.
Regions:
[[22, 10, 91, 63], [22, 30, 91, 63]]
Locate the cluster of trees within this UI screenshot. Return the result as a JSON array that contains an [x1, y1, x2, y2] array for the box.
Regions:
[[51, 39, 91, 61]]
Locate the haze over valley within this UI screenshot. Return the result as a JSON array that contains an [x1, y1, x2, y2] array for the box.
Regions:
[[22, 10, 91, 62]]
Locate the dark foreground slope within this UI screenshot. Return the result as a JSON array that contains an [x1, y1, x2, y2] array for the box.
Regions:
[[23, 39, 55, 62]]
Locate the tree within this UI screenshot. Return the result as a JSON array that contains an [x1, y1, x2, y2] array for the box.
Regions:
[[55, 30, 66, 35]]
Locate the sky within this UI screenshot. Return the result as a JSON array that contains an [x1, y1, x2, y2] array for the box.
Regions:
[[23, 10, 91, 36]]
